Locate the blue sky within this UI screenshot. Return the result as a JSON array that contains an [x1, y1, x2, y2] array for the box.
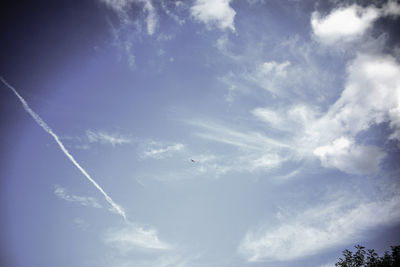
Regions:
[[1, 0, 400, 266]]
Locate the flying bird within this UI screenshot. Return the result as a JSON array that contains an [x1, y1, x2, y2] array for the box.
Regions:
[[191, 159, 195, 163]]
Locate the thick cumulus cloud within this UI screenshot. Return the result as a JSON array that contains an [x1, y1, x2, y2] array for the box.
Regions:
[[311, 53, 400, 174], [205, 1, 400, 179], [327, 53, 400, 137], [238, 3, 400, 263], [314, 137, 385, 175], [300, 4, 400, 174], [252, 53, 400, 145], [191, 0, 236, 31], [311, 1, 400, 45], [250, 52, 400, 175], [311, 5, 379, 44]]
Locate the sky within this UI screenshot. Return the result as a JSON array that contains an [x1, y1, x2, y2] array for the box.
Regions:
[[1, 0, 400, 266]]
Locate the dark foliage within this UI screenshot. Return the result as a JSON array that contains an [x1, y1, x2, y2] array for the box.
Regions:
[[335, 245, 400, 267]]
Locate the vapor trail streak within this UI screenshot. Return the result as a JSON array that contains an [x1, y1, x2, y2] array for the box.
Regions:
[[1, 77, 127, 220]]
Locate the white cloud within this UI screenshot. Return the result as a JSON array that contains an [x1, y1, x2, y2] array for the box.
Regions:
[[382, 0, 400, 17], [342, 53, 400, 136], [157, 33, 174, 41], [141, 0, 158, 35], [191, 120, 290, 151], [311, 5, 379, 44], [251, 154, 284, 170], [306, 6, 400, 173], [215, 35, 241, 61], [246, 60, 292, 95], [86, 130, 132, 146], [389, 106, 400, 140], [311, 2, 400, 45], [140, 141, 184, 159], [104, 224, 172, 252], [99, 0, 158, 35], [309, 53, 400, 173], [247, 0, 266, 5], [54, 185, 102, 208], [314, 137, 385, 175], [217, 34, 336, 102], [99, 0, 134, 12], [248, 52, 400, 174], [124, 42, 136, 68], [238, 195, 400, 262], [107, 253, 200, 267], [244, 59, 325, 98], [187, 120, 291, 175], [251, 105, 319, 159], [0, 77, 127, 219], [257, 60, 291, 78], [252, 104, 318, 135], [73, 217, 90, 230], [191, 0, 236, 31], [252, 108, 287, 130], [158, 48, 165, 56], [218, 71, 248, 102], [160, 1, 185, 25]]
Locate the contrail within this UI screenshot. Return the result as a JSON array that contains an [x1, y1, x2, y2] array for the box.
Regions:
[[0, 77, 127, 221]]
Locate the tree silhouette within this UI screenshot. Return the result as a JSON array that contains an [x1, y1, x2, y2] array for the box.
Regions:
[[335, 245, 400, 267]]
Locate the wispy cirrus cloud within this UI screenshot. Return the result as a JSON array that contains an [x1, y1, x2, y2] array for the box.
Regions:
[[105, 251, 200, 267], [186, 120, 291, 176], [238, 194, 400, 262], [215, 35, 334, 102], [160, 0, 186, 25], [252, 107, 291, 132], [242, 5, 400, 176], [208, 0, 399, 175], [99, 0, 158, 35], [86, 130, 132, 146], [193, 50, 400, 176], [140, 141, 184, 159], [54, 185, 102, 208], [246, 51, 400, 175], [103, 223, 172, 253], [241, 37, 400, 258], [244, 60, 292, 97], [99, 0, 159, 69], [73, 218, 90, 230], [99, 0, 133, 12], [190, 120, 290, 151]]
